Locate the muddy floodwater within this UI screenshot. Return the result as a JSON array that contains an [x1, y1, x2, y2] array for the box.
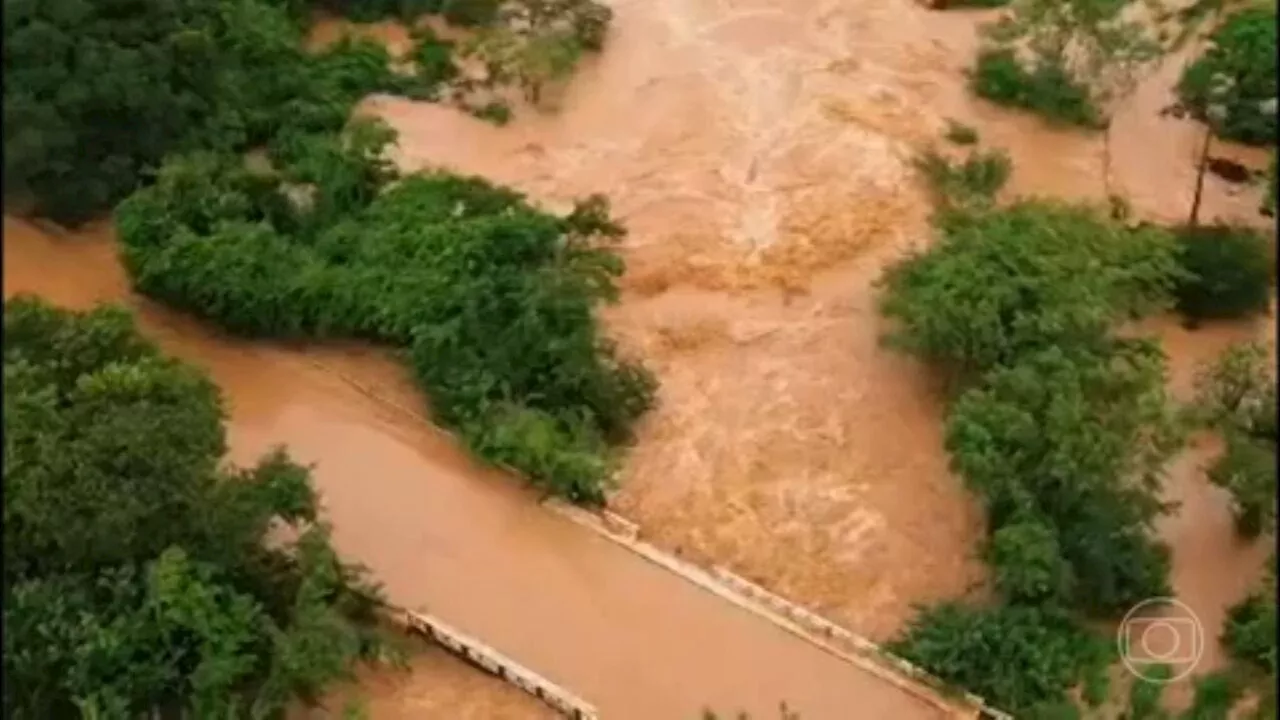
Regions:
[[4, 217, 953, 719], [324, 0, 1273, 642], [7, 0, 1276, 714]]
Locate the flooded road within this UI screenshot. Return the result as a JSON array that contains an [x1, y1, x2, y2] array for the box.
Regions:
[[4, 216, 952, 719]]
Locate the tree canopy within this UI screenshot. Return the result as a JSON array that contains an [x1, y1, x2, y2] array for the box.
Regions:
[[116, 120, 654, 504], [878, 177, 1189, 711], [1177, 4, 1278, 146], [3, 0, 613, 224], [3, 296, 389, 718]]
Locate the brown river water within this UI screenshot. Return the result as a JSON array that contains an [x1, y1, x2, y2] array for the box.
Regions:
[[6, 0, 1276, 716]]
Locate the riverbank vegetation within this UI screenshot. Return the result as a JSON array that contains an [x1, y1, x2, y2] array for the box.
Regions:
[[967, 0, 1164, 128], [4, 297, 392, 717], [116, 122, 653, 504], [1174, 223, 1274, 323], [1177, 4, 1277, 147], [1194, 342, 1277, 715], [7, 0, 645, 504], [879, 140, 1273, 714], [3, 0, 611, 225]]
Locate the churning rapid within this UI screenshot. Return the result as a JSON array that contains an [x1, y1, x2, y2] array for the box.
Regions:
[[6, 0, 1275, 714]]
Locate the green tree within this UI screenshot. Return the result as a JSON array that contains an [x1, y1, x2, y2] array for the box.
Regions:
[[2, 0, 403, 225], [1177, 5, 1278, 146], [3, 297, 389, 717], [1194, 342, 1277, 537], [877, 199, 1183, 380], [948, 343, 1180, 613], [986, 520, 1075, 605], [970, 0, 1163, 126], [1173, 224, 1274, 322], [887, 603, 1106, 714]]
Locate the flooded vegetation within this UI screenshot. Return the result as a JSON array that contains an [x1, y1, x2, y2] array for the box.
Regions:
[[3, 0, 1276, 716]]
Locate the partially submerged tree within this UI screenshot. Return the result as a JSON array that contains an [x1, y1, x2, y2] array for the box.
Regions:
[[1194, 342, 1277, 537], [1177, 4, 1278, 146], [970, 0, 1164, 126]]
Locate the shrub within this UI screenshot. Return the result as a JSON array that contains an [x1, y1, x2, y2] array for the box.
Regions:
[[913, 147, 1011, 211], [2, 297, 388, 717], [1174, 224, 1274, 321], [887, 603, 1105, 714], [971, 48, 1103, 128], [1126, 664, 1172, 720], [117, 126, 656, 504], [1193, 341, 1277, 440], [943, 119, 980, 145], [948, 344, 1179, 613], [409, 28, 460, 94], [878, 200, 1182, 377], [2, 0, 405, 225], [1224, 560, 1277, 673], [986, 520, 1074, 604], [1177, 6, 1277, 146], [441, 0, 502, 26], [1183, 672, 1243, 720], [1208, 431, 1276, 537]]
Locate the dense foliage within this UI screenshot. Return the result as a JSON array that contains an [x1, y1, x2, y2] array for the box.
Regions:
[[887, 603, 1108, 714], [1174, 224, 1274, 322], [3, 297, 388, 718], [1194, 342, 1277, 536], [2, 0, 413, 225], [3, 0, 612, 224], [879, 200, 1182, 379], [1177, 5, 1278, 146], [116, 121, 654, 504], [880, 185, 1188, 711], [968, 0, 1163, 127], [971, 48, 1102, 128]]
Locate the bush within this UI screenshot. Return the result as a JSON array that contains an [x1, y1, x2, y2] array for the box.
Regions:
[[1193, 341, 1277, 440], [1126, 664, 1172, 720], [986, 520, 1074, 605], [2, 0, 405, 225], [1174, 224, 1274, 321], [2, 297, 388, 717], [1177, 6, 1277, 146], [971, 48, 1103, 128], [441, 0, 501, 26], [1208, 431, 1276, 537], [887, 603, 1105, 714], [1183, 672, 1243, 720], [1224, 561, 1277, 673], [117, 126, 656, 504], [948, 344, 1179, 613], [943, 119, 980, 145], [913, 147, 1011, 212], [878, 200, 1183, 377]]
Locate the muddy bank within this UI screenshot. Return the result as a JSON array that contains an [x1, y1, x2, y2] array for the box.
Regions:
[[4, 216, 951, 719]]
